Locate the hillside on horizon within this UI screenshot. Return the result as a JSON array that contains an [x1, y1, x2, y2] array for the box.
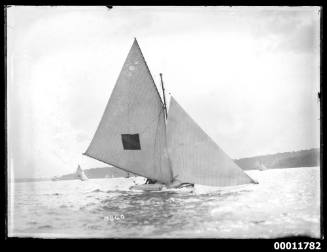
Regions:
[[55, 148, 319, 181], [234, 148, 319, 170], [13, 148, 320, 182]]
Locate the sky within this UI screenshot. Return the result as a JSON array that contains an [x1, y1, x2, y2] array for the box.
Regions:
[[7, 6, 320, 178]]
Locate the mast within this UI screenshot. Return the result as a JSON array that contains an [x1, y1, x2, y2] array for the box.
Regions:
[[160, 73, 168, 120]]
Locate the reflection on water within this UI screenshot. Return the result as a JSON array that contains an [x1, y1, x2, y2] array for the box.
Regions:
[[8, 167, 320, 238]]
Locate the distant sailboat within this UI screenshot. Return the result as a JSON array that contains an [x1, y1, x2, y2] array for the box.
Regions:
[[256, 161, 267, 171], [51, 176, 59, 181], [76, 165, 88, 181], [84, 39, 256, 190]]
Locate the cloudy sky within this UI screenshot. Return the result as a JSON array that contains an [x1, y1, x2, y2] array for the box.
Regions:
[[7, 6, 320, 178]]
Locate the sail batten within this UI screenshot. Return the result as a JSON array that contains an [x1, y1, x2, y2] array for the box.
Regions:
[[166, 97, 255, 187], [85, 39, 173, 184]]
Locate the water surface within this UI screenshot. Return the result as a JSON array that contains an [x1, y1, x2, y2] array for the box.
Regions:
[[8, 167, 320, 238]]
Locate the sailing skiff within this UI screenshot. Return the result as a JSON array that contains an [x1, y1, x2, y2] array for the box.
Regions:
[[84, 39, 256, 191]]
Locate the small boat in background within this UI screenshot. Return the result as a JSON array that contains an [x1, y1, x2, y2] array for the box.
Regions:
[[76, 165, 88, 181], [256, 161, 268, 171], [51, 176, 59, 181]]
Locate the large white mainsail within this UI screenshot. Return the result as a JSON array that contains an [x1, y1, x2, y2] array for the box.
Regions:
[[84, 39, 172, 184], [166, 96, 255, 187]]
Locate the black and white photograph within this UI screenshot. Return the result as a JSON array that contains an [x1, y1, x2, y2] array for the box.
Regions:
[[6, 6, 321, 239]]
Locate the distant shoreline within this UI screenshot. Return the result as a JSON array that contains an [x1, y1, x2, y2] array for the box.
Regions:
[[11, 148, 319, 183]]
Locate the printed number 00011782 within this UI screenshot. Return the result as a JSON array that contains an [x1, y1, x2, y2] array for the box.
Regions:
[[274, 242, 321, 250]]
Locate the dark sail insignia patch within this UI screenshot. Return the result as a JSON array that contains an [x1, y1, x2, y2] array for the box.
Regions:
[[121, 134, 141, 150]]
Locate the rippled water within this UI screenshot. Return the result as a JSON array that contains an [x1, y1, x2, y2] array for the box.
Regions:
[[8, 167, 320, 238]]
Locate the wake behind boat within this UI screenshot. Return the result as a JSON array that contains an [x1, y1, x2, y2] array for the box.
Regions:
[[84, 38, 257, 192]]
